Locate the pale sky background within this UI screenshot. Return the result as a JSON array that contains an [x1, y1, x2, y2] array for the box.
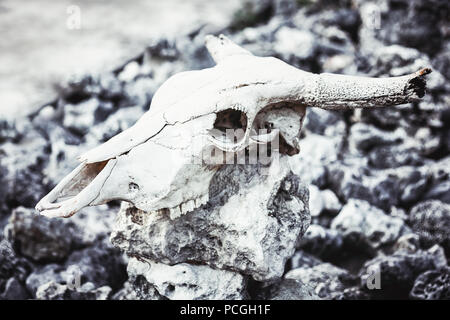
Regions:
[[0, 0, 240, 119]]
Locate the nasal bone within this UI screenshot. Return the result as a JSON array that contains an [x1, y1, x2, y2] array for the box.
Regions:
[[35, 159, 117, 218]]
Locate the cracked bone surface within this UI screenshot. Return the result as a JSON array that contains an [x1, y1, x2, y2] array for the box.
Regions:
[[34, 34, 430, 300], [35, 34, 430, 219]]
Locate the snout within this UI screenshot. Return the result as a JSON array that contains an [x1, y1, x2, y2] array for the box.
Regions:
[[35, 159, 117, 218]]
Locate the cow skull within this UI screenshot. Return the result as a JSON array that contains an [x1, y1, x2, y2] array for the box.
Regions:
[[35, 34, 431, 219]]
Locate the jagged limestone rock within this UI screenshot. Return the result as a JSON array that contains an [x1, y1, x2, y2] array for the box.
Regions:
[[127, 257, 247, 300], [111, 158, 310, 283]]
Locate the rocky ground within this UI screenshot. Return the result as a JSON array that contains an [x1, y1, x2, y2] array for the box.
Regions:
[[1, 0, 449, 300]]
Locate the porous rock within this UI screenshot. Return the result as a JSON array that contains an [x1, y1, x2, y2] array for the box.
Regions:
[[36, 281, 111, 300], [410, 267, 450, 300], [287, 250, 322, 270], [127, 257, 247, 300], [285, 262, 356, 299], [26, 264, 65, 297], [4, 207, 88, 262], [0, 239, 31, 299], [64, 240, 127, 290], [297, 224, 344, 261], [260, 279, 320, 300], [408, 200, 450, 253], [111, 162, 310, 282], [331, 199, 409, 253], [359, 246, 446, 299]]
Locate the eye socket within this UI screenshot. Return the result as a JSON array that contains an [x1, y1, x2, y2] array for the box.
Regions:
[[251, 103, 305, 156], [213, 109, 247, 133], [208, 108, 249, 151]]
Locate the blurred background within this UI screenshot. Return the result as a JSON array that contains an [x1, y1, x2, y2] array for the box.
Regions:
[[0, 0, 449, 300]]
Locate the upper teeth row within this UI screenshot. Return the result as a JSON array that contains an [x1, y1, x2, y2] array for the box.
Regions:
[[168, 194, 209, 220]]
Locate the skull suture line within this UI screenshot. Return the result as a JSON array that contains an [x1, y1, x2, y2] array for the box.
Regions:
[[36, 35, 431, 219]]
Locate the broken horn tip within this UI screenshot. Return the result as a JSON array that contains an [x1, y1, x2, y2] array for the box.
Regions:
[[407, 68, 431, 99], [417, 67, 432, 76]]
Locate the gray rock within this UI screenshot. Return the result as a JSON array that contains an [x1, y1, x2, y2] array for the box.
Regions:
[[59, 74, 99, 104], [303, 108, 343, 136], [424, 181, 450, 204], [348, 122, 401, 153], [87, 106, 144, 143], [287, 250, 322, 270], [368, 143, 425, 170], [332, 287, 370, 300], [371, 45, 425, 77], [290, 133, 343, 188], [0, 127, 49, 209], [328, 162, 431, 211], [0, 118, 32, 143], [398, 169, 430, 205], [26, 264, 65, 297], [327, 160, 374, 207], [409, 200, 450, 253], [117, 61, 141, 82], [262, 279, 320, 300], [307, 187, 342, 218], [63, 98, 99, 136], [25, 241, 126, 298], [1, 277, 29, 300], [0, 239, 31, 299], [127, 257, 247, 300], [393, 234, 421, 254], [228, 0, 275, 31], [331, 199, 409, 253], [4, 207, 88, 262], [359, 247, 445, 299], [433, 49, 450, 80], [360, 106, 405, 131], [321, 189, 342, 214], [410, 267, 450, 300], [111, 162, 310, 281], [36, 281, 111, 300], [128, 276, 166, 300], [360, 0, 447, 56], [111, 281, 140, 300], [64, 241, 127, 290], [123, 78, 157, 108], [0, 239, 31, 285], [308, 185, 324, 217], [297, 224, 344, 261], [145, 37, 179, 61], [274, 27, 316, 62], [41, 125, 93, 187], [285, 263, 356, 299], [423, 156, 450, 204]]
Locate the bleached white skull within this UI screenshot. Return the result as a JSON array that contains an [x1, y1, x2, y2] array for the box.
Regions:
[[36, 35, 430, 219]]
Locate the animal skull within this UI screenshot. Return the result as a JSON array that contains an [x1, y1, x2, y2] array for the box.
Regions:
[[36, 34, 431, 219]]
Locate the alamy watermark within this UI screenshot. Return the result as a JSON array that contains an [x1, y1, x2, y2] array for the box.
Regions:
[[65, 265, 82, 290], [361, 3, 381, 30], [66, 5, 81, 30], [363, 265, 381, 290], [168, 128, 282, 176]]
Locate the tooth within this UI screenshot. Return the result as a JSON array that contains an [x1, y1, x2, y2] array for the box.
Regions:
[[181, 200, 195, 214], [194, 197, 203, 208], [187, 200, 195, 212], [169, 206, 181, 220], [201, 194, 209, 205]]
